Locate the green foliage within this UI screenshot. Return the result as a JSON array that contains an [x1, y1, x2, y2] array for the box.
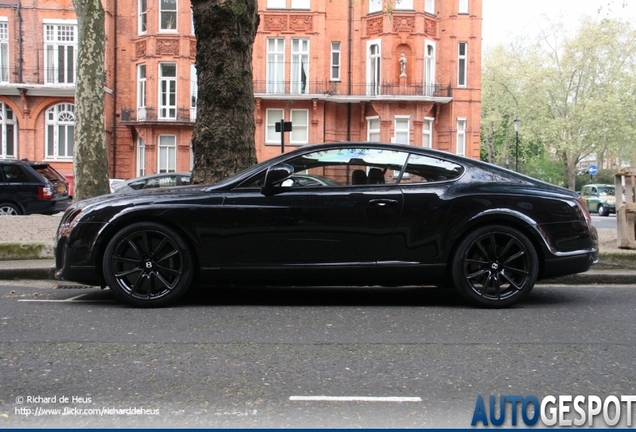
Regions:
[[575, 170, 615, 192]]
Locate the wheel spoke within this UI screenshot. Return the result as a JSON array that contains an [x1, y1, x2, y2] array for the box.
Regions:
[[156, 249, 179, 263]]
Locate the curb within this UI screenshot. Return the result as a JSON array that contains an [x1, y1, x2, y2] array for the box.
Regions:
[[0, 242, 54, 260]]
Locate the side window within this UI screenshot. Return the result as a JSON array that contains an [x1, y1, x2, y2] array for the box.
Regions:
[[1, 165, 30, 183], [399, 153, 464, 184]]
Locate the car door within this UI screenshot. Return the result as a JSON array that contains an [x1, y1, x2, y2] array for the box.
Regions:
[[219, 147, 407, 272]]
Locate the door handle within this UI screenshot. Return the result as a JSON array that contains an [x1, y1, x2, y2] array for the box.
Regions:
[[369, 199, 398, 207]]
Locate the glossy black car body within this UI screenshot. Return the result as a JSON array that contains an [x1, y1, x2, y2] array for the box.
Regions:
[[55, 143, 598, 308], [0, 159, 71, 215]]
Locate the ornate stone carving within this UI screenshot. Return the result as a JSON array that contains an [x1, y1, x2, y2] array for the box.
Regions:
[[264, 15, 288, 31], [289, 15, 313, 31], [135, 40, 146, 58], [425, 18, 437, 36], [157, 39, 180, 56], [392, 16, 414, 32], [366, 16, 383, 35]]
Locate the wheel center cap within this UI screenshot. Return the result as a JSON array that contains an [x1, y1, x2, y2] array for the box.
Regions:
[[491, 262, 499, 271]]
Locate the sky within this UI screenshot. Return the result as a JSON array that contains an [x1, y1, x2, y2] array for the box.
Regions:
[[482, 0, 636, 48]]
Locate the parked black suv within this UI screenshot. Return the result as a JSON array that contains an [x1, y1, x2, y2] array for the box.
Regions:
[[0, 159, 72, 215]]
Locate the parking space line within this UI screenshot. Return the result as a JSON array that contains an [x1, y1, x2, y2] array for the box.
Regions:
[[290, 396, 422, 402]]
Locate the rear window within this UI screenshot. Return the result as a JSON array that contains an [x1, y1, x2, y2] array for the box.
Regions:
[[32, 164, 65, 183]]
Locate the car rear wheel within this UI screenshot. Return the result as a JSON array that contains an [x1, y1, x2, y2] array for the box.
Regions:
[[451, 225, 538, 308], [0, 203, 21, 216], [102, 222, 194, 307]]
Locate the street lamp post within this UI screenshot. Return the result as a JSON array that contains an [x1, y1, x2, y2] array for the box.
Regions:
[[513, 118, 521, 172]]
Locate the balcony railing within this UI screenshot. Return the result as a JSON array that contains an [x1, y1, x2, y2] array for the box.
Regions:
[[120, 107, 196, 123], [253, 80, 452, 98]]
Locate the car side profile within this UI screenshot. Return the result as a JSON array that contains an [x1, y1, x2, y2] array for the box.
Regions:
[[55, 143, 598, 309], [0, 159, 71, 215], [580, 184, 616, 216]]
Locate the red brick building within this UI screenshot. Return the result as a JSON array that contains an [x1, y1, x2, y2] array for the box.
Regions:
[[0, 0, 481, 181]]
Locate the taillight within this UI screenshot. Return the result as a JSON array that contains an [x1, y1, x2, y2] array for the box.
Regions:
[[575, 197, 592, 226], [38, 185, 53, 200]]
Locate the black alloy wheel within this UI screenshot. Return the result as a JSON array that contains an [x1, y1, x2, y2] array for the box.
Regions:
[[451, 225, 538, 308], [0, 203, 21, 216], [102, 222, 194, 307]]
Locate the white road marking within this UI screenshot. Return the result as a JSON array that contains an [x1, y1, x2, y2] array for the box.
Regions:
[[18, 294, 115, 303], [289, 396, 422, 402]]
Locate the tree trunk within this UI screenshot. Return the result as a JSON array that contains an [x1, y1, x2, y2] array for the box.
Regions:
[[72, 0, 110, 201], [190, 0, 259, 185]]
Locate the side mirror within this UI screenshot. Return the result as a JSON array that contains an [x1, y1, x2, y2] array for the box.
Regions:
[[261, 163, 294, 195]]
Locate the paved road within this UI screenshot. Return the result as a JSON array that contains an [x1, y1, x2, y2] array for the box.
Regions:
[[591, 214, 616, 230], [1, 281, 635, 428]]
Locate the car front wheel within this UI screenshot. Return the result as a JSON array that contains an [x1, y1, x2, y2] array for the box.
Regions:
[[0, 203, 21, 216], [451, 225, 538, 308], [102, 222, 194, 307], [598, 204, 609, 217]]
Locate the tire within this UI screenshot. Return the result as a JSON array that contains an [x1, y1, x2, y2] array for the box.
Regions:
[[102, 222, 194, 307], [598, 205, 609, 217], [451, 225, 538, 308], [0, 203, 21, 216]]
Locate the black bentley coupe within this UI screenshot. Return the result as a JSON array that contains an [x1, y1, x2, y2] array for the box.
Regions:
[[55, 142, 598, 308]]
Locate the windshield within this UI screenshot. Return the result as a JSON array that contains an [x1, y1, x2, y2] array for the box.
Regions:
[[598, 186, 615, 195]]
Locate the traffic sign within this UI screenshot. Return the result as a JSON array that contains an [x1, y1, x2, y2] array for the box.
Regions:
[[587, 165, 598, 176]]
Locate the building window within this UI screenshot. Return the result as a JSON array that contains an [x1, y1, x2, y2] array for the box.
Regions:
[[267, 0, 286, 8], [394, 116, 410, 145], [190, 64, 198, 121], [456, 118, 466, 156], [290, 110, 309, 144], [266, 109, 285, 143], [367, 117, 380, 142], [330, 42, 341, 81], [369, 0, 381, 13], [160, 0, 177, 31], [136, 137, 146, 177], [423, 117, 434, 148], [394, 0, 413, 9], [424, 40, 436, 96], [267, 38, 285, 94], [0, 103, 16, 158], [425, 0, 435, 14], [189, 141, 194, 171], [291, 38, 309, 94], [459, 0, 469, 14], [45, 103, 74, 160], [137, 64, 146, 120], [367, 40, 381, 96], [44, 22, 77, 84], [159, 63, 177, 119], [0, 20, 8, 83], [138, 0, 147, 34], [291, 0, 310, 8], [458, 42, 467, 87], [158, 135, 176, 173]]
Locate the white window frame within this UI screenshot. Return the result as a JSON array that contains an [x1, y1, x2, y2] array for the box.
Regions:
[[190, 64, 198, 121], [425, 0, 435, 14], [456, 118, 466, 156], [424, 40, 436, 96], [394, 116, 410, 145], [158, 63, 177, 120], [369, 0, 381, 13], [367, 39, 381, 96], [394, 0, 413, 10], [0, 102, 17, 158], [367, 116, 380, 142], [330, 42, 341, 81], [136, 136, 146, 177], [43, 20, 77, 85], [291, 38, 309, 94], [136, 63, 147, 120], [160, 0, 177, 31], [0, 18, 8, 83], [45, 103, 75, 160], [290, 109, 309, 145], [459, 0, 469, 14], [458, 42, 467, 88], [138, 0, 147, 34], [267, 38, 285, 94], [158, 135, 176, 173], [266, 108, 285, 144], [423, 117, 434, 148]]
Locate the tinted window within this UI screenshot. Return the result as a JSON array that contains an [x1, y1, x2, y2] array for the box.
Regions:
[[145, 176, 177, 189], [1, 164, 30, 183], [32, 165, 65, 183], [399, 153, 464, 183]]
